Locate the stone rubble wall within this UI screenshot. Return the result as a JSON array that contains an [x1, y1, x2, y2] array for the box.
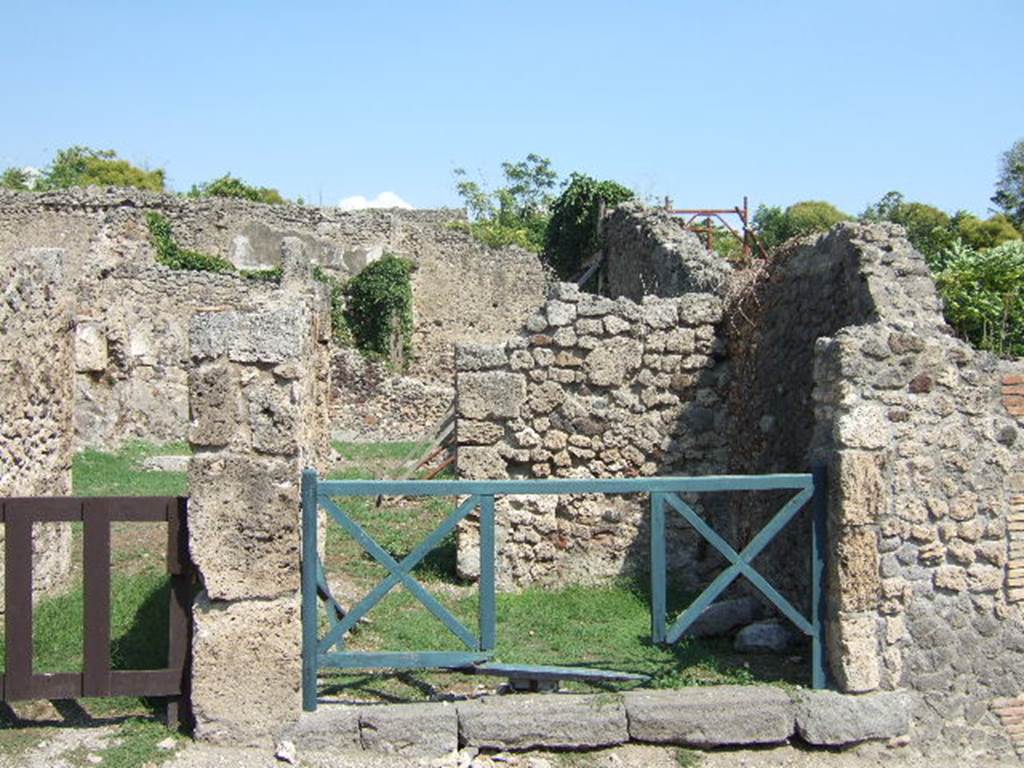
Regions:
[[0, 248, 74, 612], [602, 202, 732, 301], [185, 259, 331, 745], [0, 188, 549, 447], [813, 326, 1024, 758], [454, 282, 729, 588]]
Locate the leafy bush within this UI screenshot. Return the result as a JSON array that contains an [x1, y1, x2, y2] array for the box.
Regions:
[[453, 154, 557, 252], [784, 200, 849, 239], [188, 173, 286, 205], [544, 172, 634, 278], [342, 255, 416, 364], [44, 146, 165, 191], [935, 239, 1024, 357], [146, 212, 235, 273], [753, 200, 850, 249]]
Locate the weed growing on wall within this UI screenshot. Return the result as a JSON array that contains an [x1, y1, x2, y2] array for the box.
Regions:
[[313, 266, 353, 345], [145, 212, 282, 283], [342, 254, 415, 366]]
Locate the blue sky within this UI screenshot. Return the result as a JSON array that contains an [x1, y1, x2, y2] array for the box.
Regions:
[[2, 1, 1021, 216]]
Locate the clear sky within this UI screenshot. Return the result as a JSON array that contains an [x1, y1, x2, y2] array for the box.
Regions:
[[2, 1, 1022, 216]]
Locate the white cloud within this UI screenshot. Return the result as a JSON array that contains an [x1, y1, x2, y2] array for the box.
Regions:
[[338, 191, 413, 211]]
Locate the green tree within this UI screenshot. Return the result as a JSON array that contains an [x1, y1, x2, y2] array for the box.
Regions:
[[0, 167, 30, 190], [544, 172, 634, 278], [188, 173, 286, 204], [992, 138, 1024, 228], [752, 200, 849, 249], [951, 212, 1021, 252], [453, 154, 558, 252], [863, 192, 954, 262], [43, 146, 165, 191]]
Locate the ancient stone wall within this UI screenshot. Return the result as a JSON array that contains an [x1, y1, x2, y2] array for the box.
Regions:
[[454, 283, 729, 587], [0, 248, 74, 610], [602, 202, 732, 301], [0, 188, 549, 447], [813, 327, 1024, 758], [186, 268, 331, 745]]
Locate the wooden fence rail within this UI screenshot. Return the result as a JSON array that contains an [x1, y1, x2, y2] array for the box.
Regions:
[[1, 496, 192, 727]]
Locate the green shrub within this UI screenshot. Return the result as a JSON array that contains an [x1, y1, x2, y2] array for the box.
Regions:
[[188, 173, 286, 205], [146, 212, 234, 273], [239, 267, 283, 283], [544, 172, 634, 278], [935, 239, 1024, 357], [342, 255, 415, 364], [45, 146, 165, 191], [784, 200, 849, 239], [753, 200, 850, 249]]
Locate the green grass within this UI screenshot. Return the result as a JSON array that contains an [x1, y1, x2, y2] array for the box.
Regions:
[[73, 440, 190, 497]]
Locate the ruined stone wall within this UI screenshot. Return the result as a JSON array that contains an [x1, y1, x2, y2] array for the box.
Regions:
[[454, 283, 729, 587], [0, 188, 549, 447], [75, 263, 279, 447], [813, 327, 1024, 759], [602, 202, 732, 301], [186, 267, 330, 745], [0, 248, 74, 610]]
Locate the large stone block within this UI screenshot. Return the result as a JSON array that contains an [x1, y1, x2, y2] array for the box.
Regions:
[[189, 361, 243, 448], [828, 612, 881, 692], [190, 592, 301, 746], [285, 705, 361, 750], [833, 450, 887, 526], [457, 371, 526, 420], [458, 446, 508, 479], [794, 689, 911, 746], [190, 306, 308, 364], [830, 527, 881, 613], [74, 321, 107, 372], [584, 337, 642, 387], [188, 453, 300, 601], [458, 694, 628, 750], [247, 373, 299, 455], [625, 686, 794, 746], [360, 702, 458, 758]]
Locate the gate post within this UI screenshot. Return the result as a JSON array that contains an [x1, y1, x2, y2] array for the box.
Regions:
[[811, 465, 829, 689], [301, 468, 319, 712], [187, 283, 331, 744], [650, 492, 666, 644]]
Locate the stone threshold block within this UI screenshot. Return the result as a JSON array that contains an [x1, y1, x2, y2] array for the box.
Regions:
[[284, 687, 913, 760], [794, 689, 911, 747], [458, 693, 629, 750], [625, 686, 794, 747], [286, 701, 457, 759]]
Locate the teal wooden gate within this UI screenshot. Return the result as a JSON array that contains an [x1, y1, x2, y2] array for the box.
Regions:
[[301, 469, 828, 711]]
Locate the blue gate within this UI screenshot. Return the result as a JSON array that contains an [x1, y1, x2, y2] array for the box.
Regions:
[[301, 469, 828, 711]]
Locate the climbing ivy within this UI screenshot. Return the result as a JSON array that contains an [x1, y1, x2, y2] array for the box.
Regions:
[[342, 254, 415, 365], [146, 212, 283, 283], [544, 172, 634, 278], [146, 212, 235, 273]]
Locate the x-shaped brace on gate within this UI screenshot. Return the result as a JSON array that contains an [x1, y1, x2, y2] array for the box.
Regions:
[[658, 486, 814, 644], [316, 495, 481, 655]]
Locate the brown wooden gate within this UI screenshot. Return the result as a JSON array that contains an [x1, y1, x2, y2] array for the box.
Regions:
[[1, 496, 192, 726]]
